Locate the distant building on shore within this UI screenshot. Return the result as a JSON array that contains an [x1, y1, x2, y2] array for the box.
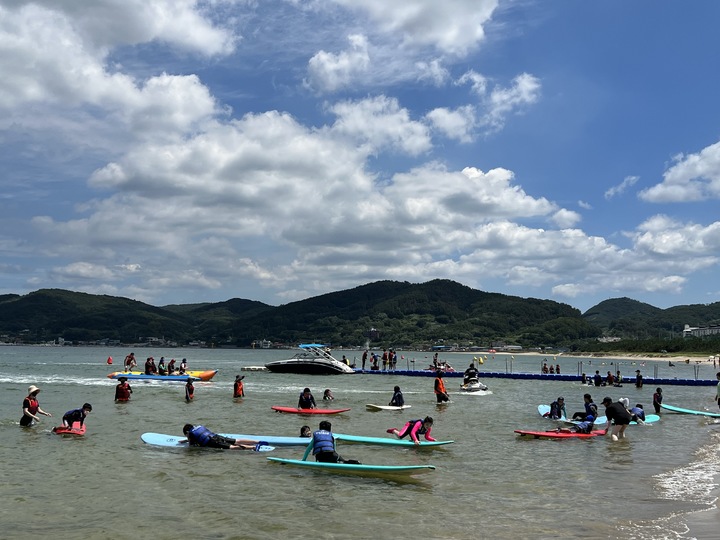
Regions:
[[683, 324, 720, 338]]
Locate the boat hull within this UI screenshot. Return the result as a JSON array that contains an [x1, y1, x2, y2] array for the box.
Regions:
[[264, 360, 353, 375]]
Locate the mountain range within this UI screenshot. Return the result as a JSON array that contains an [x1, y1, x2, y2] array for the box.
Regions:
[[1, 280, 719, 349]]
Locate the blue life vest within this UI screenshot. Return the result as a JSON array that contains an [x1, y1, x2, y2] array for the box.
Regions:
[[189, 425, 213, 446], [585, 402, 598, 417], [312, 430, 335, 454], [630, 407, 645, 421]]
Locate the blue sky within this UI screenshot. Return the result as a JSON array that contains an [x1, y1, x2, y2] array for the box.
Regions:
[[2, 0, 720, 313]]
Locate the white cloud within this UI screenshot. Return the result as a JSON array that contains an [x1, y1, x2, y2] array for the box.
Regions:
[[331, 0, 499, 55], [578, 200, 592, 210], [482, 73, 541, 131], [605, 175, 639, 199], [327, 96, 432, 156], [639, 140, 720, 202], [416, 59, 450, 86], [551, 209, 582, 228], [425, 105, 476, 143], [305, 34, 370, 93]]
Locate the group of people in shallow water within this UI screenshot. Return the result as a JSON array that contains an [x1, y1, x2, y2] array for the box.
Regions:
[[544, 389, 663, 440], [20, 384, 93, 430]]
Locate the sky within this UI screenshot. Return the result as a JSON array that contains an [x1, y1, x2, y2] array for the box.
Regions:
[[2, 0, 720, 314]]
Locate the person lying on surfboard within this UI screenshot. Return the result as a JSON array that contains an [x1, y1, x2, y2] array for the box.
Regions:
[[62, 403, 92, 428], [555, 415, 600, 434], [181, 424, 260, 450], [298, 388, 317, 409], [301, 421, 360, 464], [387, 416, 436, 445]]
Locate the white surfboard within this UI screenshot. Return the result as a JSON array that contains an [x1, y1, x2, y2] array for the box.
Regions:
[[365, 404, 412, 411]]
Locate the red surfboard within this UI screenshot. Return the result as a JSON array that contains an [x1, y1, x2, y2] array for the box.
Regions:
[[271, 406, 351, 415], [514, 429, 605, 439], [53, 422, 87, 436]]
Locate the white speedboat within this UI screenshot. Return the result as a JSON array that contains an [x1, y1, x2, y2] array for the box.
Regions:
[[265, 344, 355, 375], [460, 377, 488, 392]]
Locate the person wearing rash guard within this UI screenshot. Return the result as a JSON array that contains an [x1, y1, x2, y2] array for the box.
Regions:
[[20, 385, 52, 427], [387, 416, 436, 445], [298, 388, 316, 409], [629, 404, 646, 423], [181, 424, 259, 450], [114, 377, 133, 402], [601, 397, 632, 441], [572, 394, 598, 421], [652, 388, 663, 414], [556, 415, 598, 434], [389, 386, 405, 407], [62, 403, 92, 428], [301, 421, 359, 463], [546, 397, 566, 420], [434, 371, 449, 403]]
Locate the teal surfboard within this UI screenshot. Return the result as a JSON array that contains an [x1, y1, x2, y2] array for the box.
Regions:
[[267, 457, 435, 475], [334, 433, 454, 447], [661, 404, 720, 418], [589, 413, 660, 425], [141, 433, 274, 451]]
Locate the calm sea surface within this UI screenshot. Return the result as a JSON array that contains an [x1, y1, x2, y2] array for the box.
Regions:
[[1, 347, 719, 540]]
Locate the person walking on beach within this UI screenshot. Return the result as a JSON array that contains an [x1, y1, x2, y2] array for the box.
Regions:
[[652, 387, 663, 414], [434, 371, 449, 403], [20, 385, 52, 427], [601, 397, 631, 441]]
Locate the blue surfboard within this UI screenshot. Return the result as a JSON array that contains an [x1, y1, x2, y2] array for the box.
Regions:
[[537, 404, 567, 421], [221, 432, 454, 448], [141, 433, 274, 451]]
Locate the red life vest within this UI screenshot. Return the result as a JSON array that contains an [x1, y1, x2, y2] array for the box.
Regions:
[[115, 383, 131, 401]]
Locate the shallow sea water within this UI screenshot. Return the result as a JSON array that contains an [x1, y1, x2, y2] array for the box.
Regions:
[[1, 347, 718, 540]]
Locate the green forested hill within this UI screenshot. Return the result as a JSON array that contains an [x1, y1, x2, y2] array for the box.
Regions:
[[0, 282, 718, 350]]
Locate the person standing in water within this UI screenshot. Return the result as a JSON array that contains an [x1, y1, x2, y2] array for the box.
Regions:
[[114, 377, 133, 402], [434, 371, 449, 403], [233, 375, 245, 398], [20, 385, 52, 427]]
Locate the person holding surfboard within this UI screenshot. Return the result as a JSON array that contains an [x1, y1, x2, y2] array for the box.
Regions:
[[20, 385, 52, 427], [601, 397, 631, 441], [652, 388, 663, 414], [434, 371, 449, 403], [298, 388, 317, 409]]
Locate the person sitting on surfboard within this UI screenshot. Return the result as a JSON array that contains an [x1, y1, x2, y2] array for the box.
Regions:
[[389, 386, 404, 407], [302, 421, 359, 464], [181, 424, 259, 450], [545, 397, 566, 420], [571, 394, 598, 421], [387, 416, 437, 445], [114, 377, 133, 402], [298, 388, 317, 409], [62, 403, 92, 429]]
